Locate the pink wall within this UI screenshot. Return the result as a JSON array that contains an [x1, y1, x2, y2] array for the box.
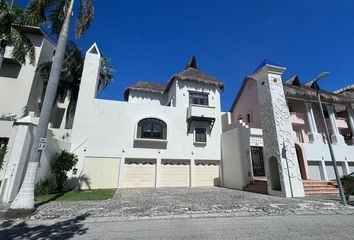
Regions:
[[231, 79, 262, 128]]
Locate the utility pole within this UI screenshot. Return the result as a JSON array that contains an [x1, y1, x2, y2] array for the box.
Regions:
[[312, 72, 346, 205]]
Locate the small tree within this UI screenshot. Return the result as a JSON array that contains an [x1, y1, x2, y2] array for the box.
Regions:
[[51, 150, 78, 193]]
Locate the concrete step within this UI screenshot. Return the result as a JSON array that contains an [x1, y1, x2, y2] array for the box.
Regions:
[[303, 181, 337, 186], [305, 190, 339, 195], [243, 180, 268, 195], [303, 180, 339, 196], [304, 185, 339, 190]]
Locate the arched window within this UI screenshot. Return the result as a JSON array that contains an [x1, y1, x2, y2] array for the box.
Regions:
[[137, 118, 167, 140]]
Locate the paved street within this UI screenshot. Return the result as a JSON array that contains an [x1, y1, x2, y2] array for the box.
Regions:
[[1, 214, 354, 239]]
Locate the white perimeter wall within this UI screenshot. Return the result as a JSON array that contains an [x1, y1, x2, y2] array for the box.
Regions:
[[221, 126, 251, 190]]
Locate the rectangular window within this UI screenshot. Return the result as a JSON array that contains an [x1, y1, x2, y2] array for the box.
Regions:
[[246, 113, 251, 123], [189, 92, 208, 106], [195, 128, 207, 143]]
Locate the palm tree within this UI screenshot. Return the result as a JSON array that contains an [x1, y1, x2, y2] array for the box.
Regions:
[[0, 0, 36, 70], [37, 41, 114, 129], [10, 0, 94, 211]]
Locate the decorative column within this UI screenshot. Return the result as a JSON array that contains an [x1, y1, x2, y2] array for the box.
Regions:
[[319, 160, 329, 181], [253, 61, 304, 197], [347, 107, 354, 143], [327, 105, 345, 145], [304, 102, 323, 143]]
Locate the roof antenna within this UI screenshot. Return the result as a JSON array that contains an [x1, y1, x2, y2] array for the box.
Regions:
[[186, 56, 197, 69]]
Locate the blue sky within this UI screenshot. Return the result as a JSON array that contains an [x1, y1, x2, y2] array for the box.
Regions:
[[16, 0, 354, 111]]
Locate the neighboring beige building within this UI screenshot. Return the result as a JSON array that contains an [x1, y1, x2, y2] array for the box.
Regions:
[[0, 26, 71, 202]]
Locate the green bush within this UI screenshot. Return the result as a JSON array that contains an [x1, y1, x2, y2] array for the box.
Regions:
[[343, 175, 354, 181], [35, 178, 55, 196], [0, 146, 7, 170], [51, 150, 78, 193]]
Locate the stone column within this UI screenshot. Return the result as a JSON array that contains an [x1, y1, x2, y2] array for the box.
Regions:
[[155, 158, 161, 187], [253, 61, 304, 197], [343, 161, 350, 176], [190, 158, 195, 187], [304, 102, 322, 143], [319, 161, 329, 181], [327, 105, 345, 145], [347, 107, 354, 143]]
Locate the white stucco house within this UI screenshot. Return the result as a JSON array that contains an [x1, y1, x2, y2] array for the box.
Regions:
[[70, 45, 224, 189], [2, 37, 353, 202]]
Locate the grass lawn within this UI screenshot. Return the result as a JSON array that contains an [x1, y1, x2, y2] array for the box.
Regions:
[[35, 189, 116, 202]]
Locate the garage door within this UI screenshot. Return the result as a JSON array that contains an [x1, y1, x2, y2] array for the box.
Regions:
[[195, 161, 219, 186], [83, 157, 120, 189], [160, 160, 189, 187], [123, 159, 155, 188]]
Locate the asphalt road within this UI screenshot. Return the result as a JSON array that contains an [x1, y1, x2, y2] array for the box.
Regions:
[[1, 214, 354, 239]]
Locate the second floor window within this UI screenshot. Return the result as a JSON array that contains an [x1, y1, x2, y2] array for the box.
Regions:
[[189, 92, 208, 106], [195, 128, 207, 143], [137, 118, 167, 140]]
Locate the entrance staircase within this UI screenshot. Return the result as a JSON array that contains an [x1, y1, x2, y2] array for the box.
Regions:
[[243, 177, 268, 195], [302, 180, 339, 196], [243, 177, 339, 196]]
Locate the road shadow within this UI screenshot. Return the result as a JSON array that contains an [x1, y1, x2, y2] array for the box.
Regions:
[[0, 213, 90, 240]]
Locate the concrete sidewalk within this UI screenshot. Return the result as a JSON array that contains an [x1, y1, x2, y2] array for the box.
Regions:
[[8, 187, 349, 221]]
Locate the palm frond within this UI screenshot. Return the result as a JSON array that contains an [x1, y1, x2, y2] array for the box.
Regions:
[[0, 0, 8, 11], [98, 57, 115, 93], [9, 26, 36, 65], [75, 0, 94, 38], [48, 0, 68, 37], [25, 0, 54, 24]]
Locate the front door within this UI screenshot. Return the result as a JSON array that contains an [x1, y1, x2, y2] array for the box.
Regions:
[[251, 146, 265, 176]]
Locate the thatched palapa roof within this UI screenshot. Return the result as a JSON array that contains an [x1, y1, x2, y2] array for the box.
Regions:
[[283, 83, 352, 105], [124, 81, 166, 101], [230, 74, 354, 112], [164, 56, 224, 94], [124, 57, 224, 100]]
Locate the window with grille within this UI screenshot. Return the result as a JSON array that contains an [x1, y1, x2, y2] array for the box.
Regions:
[[137, 118, 167, 139], [189, 92, 208, 106], [195, 128, 207, 143]]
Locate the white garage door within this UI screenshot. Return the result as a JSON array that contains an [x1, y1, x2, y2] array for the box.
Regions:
[[195, 161, 219, 186], [160, 160, 189, 187], [83, 157, 120, 189], [123, 159, 155, 188]]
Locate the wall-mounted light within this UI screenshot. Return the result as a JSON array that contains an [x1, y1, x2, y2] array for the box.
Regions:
[[73, 168, 78, 175]]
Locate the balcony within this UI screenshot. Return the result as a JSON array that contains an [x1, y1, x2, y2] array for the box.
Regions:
[[290, 112, 305, 125], [186, 105, 216, 132], [326, 118, 349, 129]]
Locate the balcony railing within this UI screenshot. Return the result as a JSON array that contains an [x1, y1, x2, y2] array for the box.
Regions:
[[290, 112, 305, 125], [186, 105, 216, 132], [187, 104, 216, 121], [326, 118, 349, 129]]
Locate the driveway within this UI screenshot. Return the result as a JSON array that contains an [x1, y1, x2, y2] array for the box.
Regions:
[[28, 187, 354, 221]]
